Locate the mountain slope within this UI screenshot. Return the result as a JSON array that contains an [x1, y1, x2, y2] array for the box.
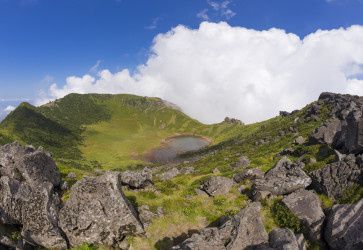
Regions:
[[0, 93, 245, 169]]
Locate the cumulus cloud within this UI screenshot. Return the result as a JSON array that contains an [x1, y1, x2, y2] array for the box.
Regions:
[[37, 22, 363, 124]]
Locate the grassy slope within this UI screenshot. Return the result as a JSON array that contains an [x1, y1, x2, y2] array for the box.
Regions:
[[0, 93, 245, 170]]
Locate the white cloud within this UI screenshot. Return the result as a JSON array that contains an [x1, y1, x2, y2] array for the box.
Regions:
[[89, 60, 102, 73], [4, 105, 15, 112], [202, 0, 236, 20], [37, 22, 363, 124], [197, 9, 209, 21], [145, 17, 162, 30]]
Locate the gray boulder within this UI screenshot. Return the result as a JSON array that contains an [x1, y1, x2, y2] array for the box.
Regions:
[[253, 157, 311, 196], [66, 171, 77, 179], [156, 168, 180, 180], [234, 156, 250, 169], [268, 228, 300, 249], [233, 168, 264, 183], [294, 136, 306, 145], [345, 110, 363, 154], [309, 154, 362, 200], [200, 176, 234, 197], [180, 167, 195, 175], [282, 189, 325, 240], [219, 202, 269, 249], [0, 142, 67, 249], [121, 167, 153, 189], [58, 171, 144, 248], [0, 142, 61, 188], [309, 118, 344, 146], [325, 199, 363, 250]]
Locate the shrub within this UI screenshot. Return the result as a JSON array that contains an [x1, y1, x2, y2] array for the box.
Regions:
[[270, 198, 305, 233]]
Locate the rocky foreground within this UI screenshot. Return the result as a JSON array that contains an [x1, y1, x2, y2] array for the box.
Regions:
[[0, 92, 363, 249]]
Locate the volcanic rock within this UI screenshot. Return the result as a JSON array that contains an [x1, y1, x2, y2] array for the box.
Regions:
[[58, 171, 144, 248], [200, 176, 234, 197], [253, 157, 311, 196], [282, 189, 325, 240], [309, 154, 362, 200], [325, 199, 363, 250]]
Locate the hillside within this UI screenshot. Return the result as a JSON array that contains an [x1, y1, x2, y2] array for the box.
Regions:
[[0, 93, 245, 170], [0, 92, 362, 250]]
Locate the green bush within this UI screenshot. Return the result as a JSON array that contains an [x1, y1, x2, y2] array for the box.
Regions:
[[270, 198, 305, 233], [338, 184, 363, 204]]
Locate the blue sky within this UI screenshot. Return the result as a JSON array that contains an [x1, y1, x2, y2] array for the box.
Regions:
[[1, 0, 363, 123]]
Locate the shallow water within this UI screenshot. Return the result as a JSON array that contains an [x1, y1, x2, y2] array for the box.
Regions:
[[148, 136, 209, 163]]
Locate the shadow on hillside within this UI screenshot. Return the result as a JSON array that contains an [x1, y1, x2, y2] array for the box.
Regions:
[[153, 216, 224, 249], [154, 229, 199, 250]]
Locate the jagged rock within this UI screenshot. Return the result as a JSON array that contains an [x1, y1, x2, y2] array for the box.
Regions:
[[268, 228, 300, 249], [325, 199, 363, 250], [213, 168, 221, 174], [233, 168, 264, 183], [234, 156, 250, 169], [138, 205, 157, 230], [0, 141, 61, 188], [279, 111, 289, 117], [219, 202, 269, 249], [0, 142, 67, 249], [309, 118, 344, 146], [282, 189, 325, 240], [156, 168, 180, 180], [58, 171, 144, 247], [309, 154, 362, 200], [200, 176, 234, 197], [295, 233, 307, 250], [294, 136, 306, 145], [121, 167, 153, 189], [345, 110, 363, 154], [253, 157, 311, 196], [225, 117, 244, 125], [61, 181, 69, 190], [66, 171, 77, 179], [180, 167, 195, 175], [176, 227, 225, 250]]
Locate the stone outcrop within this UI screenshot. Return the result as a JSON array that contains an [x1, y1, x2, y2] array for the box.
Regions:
[[174, 202, 268, 250], [0, 141, 67, 249], [294, 136, 306, 145], [309, 154, 362, 200], [282, 189, 325, 240], [156, 168, 180, 180], [268, 228, 300, 249], [234, 156, 250, 169], [224, 117, 244, 125], [66, 171, 77, 179], [138, 205, 157, 230], [253, 157, 311, 196], [121, 167, 153, 189], [309, 92, 363, 155], [58, 171, 144, 248], [180, 167, 195, 175], [200, 176, 234, 197], [233, 168, 264, 183], [325, 199, 363, 250]]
